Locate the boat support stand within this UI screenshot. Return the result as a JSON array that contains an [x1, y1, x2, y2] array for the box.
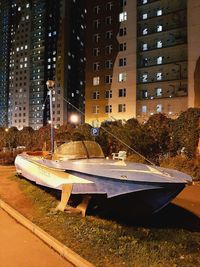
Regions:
[[56, 184, 72, 212], [56, 184, 91, 217]]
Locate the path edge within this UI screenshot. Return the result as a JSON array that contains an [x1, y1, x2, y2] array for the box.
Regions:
[[0, 199, 95, 267]]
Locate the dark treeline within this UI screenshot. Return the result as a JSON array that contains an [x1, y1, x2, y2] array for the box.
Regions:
[[1, 108, 200, 179]]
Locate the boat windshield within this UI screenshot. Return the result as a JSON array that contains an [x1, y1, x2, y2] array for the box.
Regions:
[[53, 141, 104, 160]]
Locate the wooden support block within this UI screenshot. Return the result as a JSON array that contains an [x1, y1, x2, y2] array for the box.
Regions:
[[76, 195, 91, 217], [56, 184, 72, 211]]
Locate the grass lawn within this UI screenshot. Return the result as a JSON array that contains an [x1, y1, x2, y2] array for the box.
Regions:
[[4, 173, 200, 267]]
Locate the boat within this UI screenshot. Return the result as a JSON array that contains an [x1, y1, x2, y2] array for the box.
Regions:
[[15, 140, 192, 217]]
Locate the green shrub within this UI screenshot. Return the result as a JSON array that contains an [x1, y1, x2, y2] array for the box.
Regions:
[[0, 151, 19, 165], [160, 155, 200, 181]]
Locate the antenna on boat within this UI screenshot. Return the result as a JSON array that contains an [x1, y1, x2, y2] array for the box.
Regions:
[[46, 80, 55, 155], [62, 96, 155, 166]]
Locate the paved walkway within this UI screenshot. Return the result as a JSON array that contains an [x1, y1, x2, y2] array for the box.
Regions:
[[0, 209, 73, 267]]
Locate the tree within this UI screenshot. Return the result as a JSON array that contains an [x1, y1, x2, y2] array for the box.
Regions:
[[171, 108, 200, 158], [143, 113, 172, 159], [5, 127, 19, 149], [17, 127, 34, 149]]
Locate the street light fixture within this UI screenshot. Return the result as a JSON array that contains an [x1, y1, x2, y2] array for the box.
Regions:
[[70, 114, 79, 124], [46, 80, 55, 155]]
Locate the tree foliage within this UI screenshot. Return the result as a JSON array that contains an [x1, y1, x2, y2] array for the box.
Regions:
[[0, 109, 200, 163], [170, 108, 200, 158]]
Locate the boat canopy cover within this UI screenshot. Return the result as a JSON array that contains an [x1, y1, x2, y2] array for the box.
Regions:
[[53, 141, 105, 160]]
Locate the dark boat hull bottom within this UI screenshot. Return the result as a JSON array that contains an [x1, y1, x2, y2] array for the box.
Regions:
[[82, 184, 185, 218]]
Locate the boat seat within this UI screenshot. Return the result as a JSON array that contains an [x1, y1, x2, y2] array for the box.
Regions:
[[112, 151, 127, 160]]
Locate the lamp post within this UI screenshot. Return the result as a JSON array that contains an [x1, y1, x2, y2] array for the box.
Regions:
[[4, 128, 10, 150], [46, 80, 55, 155], [70, 113, 80, 129], [70, 114, 79, 124]]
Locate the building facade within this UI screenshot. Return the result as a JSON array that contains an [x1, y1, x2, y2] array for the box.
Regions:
[[84, 0, 200, 125], [64, 0, 86, 124], [85, 0, 137, 126], [1, 1, 200, 130], [8, 1, 31, 129], [136, 0, 188, 122], [0, 0, 85, 130], [0, 0, 12, 126]]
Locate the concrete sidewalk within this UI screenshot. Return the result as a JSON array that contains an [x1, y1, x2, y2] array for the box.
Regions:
[[0, 208, 73, 267]]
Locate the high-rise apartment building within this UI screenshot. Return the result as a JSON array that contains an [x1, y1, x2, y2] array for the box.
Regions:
[[0, 0, 85, 130], [64, 0, 86, 123], [85, 0, 137, 126], [8, 1, 31, 129], [29, 0, 61, 129], [0, 0, 12, 126], [1, 1, 200, 130], [136, 0, 188, 121], [84, 0, 200, 125]]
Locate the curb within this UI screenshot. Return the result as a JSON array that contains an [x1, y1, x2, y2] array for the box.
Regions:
[[0, 199, 95, 267]]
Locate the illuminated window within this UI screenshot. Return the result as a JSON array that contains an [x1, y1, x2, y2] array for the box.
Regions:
[[157, 25, 162, 32], [143, 13, 147, 20], [157, 72, 162, 80], [143, 43, 148, 51], [157, 40, 162, 48], [157, 9, 162, 16], [156, 104, 162, 112], [142, 74, 148, 82], [93, 76, 100, 85], [156, 88, 162, 96], [119, 73, 127, 82], [157, 56, 162, 64], [119, 11, 127, 22], [143, 28, 148, 35], [142, 105, 147, 113]]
